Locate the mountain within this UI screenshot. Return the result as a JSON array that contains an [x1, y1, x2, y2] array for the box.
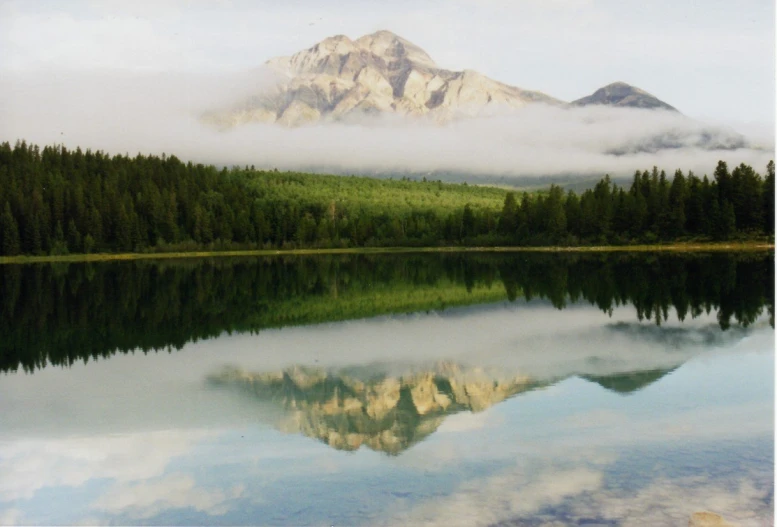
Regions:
[[207, 358, 688, 454], [208, 363, 542, 455], [201, 30, 755, 158], [571, 81, 677, 111], [204, 30, 563, 127], [581, 368, 676, 394]]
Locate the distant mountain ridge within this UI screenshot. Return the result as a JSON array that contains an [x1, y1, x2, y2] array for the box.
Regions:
[[208, 359, 692, 454], [572, 81, 677, 111], [204, 30, 678, 127]]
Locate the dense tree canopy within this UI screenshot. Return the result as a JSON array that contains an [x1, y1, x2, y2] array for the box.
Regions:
[[0, 141, 773, 256]]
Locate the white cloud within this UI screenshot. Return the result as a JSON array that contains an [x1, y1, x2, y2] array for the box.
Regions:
[[383, 464, 604, 526], [91, 473, 244, 519], [0, 430, 213, 502], [0, 508, 23, 526], [578, 474, 773, 527], [382, 454, 773, 527], [436, 410, 499, 433]]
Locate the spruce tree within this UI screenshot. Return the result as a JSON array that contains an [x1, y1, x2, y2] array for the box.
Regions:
[[0, 202, 21, 256], [764, 161, 775, 235]]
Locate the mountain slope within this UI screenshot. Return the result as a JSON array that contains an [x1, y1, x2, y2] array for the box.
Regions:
[[572, 81, 677, 111], [205, 30, 563, 127]]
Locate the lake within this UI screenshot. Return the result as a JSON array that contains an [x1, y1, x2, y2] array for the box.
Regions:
[[0, 252, 773, 526]]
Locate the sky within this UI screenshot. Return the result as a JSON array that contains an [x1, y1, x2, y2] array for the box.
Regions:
[[0, 0, 774, 178], [1, 0, 773, 124]]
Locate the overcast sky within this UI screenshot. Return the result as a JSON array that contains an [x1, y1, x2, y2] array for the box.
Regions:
[[1, 0, 774, 126]]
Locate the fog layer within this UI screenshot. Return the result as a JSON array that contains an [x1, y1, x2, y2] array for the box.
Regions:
[[1, 70, 773, 181]]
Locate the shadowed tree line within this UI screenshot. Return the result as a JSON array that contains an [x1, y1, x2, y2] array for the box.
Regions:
[[0, 252, 772, 373], [496, 161, 774, 245], [0, 140, 773, 256]]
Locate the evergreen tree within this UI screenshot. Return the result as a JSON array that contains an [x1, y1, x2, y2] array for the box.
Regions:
[[498, 192, 518, 238], [667, 169, 687, 237], [714, 161, 731, 204], [0, 202, 21, 256], [764, 161, 775, 235], [544, 185, 567, 240], [462, 204, 476, 238]]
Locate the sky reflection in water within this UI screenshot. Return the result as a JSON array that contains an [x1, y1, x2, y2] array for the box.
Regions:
[[0, 255, 773, 526]]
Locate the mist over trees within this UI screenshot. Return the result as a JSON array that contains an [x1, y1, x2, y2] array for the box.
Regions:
[[0, 140, 773, 256]]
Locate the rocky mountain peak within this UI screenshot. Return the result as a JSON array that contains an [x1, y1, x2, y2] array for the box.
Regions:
[[204, 32, 685, 128], [316, 34, 355, 53], [207, 30, 562, 127], [572, 81, 677, 111], [355, 29, 437, 69]]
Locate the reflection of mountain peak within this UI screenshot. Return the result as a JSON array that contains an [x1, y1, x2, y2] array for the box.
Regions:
[[208, 363, 540, 454], [581, 368, 676, 394]]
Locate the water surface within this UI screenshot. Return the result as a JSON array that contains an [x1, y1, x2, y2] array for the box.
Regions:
[[0, 253, 773, 526]]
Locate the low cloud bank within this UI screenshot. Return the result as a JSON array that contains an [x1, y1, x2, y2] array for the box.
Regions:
[[0, 70, 773, 182]]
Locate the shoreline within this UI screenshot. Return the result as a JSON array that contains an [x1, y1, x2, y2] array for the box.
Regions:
[[0, 241, 773, 265]]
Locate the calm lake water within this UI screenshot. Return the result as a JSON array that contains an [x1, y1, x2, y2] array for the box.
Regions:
[[0, 252, 773, 526]]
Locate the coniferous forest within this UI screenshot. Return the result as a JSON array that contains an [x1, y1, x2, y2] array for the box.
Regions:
[[0, 140, 773, 257]]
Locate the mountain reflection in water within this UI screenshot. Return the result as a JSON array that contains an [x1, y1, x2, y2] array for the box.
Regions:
[[205, 312, 761, 455], [209, 362, 541, 455]]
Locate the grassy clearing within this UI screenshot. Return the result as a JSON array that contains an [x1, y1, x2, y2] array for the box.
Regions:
[[0, 241, 772, 265]]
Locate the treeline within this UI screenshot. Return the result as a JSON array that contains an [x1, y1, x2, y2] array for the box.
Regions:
[[493, 162, 774, 245], [0, 252, 772, 372], [0, 140, 773, 256]]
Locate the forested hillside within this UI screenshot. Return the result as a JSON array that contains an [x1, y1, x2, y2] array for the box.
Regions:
[[0, 140, 773, 256]]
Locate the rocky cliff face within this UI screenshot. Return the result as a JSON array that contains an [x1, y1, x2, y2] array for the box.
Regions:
[[208, 362, 540, 454], [204, 30, 562, 127]]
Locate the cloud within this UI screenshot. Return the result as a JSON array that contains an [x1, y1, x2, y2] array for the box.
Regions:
[[0, 70, 772, 183], [575, 474, 773, 527], [436, 410, 499, 433], [383, 463, 604, 526], [556, 398, 775, 446], [0, 508, 23, 526], [382, 453, 773, 527], [0, 430, 212, 502], [91, 473, 244, 519]]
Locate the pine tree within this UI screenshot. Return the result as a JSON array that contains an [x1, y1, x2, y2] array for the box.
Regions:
[[764, 160, 775, 235], [544, 185, 567, 240], [667, 169, 687, 237], [714, 161, 731, 204], [462, 204, 476, 239], [498, 192, 518, 238], [0, 202, 21, 256], [67, 219, 82, 253]]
